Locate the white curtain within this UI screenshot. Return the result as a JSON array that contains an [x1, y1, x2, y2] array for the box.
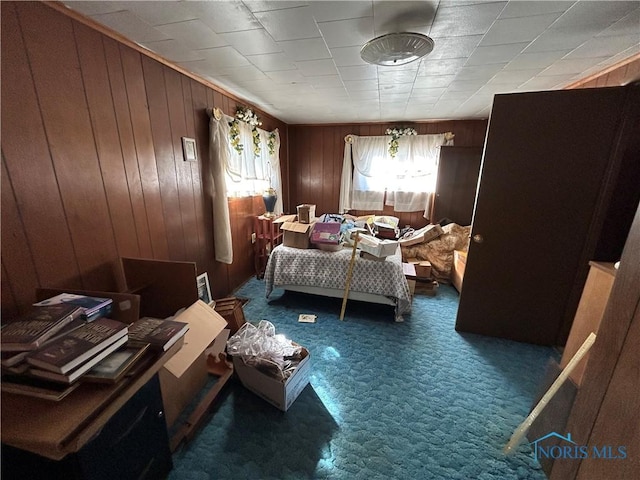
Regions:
[[339, 132, 452, 218], [208, 109, 234, 264]]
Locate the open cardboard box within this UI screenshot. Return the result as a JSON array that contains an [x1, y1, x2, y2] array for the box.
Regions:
[[158, 300, 227, 428], [233, 344, 311, 412]]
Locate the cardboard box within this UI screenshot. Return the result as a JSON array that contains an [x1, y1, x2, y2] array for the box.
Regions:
[[296, 204, 316, 224], [310, 222, 341, 245], [213, 297, 246, 335], [280, 221, 314, 249], [407, 258, 432, 279], [159, 300, 227, 427], [451, 250, 467, 293], [398, 224, 444, 246], [357, 234, 399, 258], [414, 279, 439, 296], [233, 347, 311, 411]]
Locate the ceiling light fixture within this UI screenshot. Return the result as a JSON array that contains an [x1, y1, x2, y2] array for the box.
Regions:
[[360, 32, 435, 66]]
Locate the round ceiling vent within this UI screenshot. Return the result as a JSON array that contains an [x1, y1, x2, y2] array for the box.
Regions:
[[360, 32, 435, 66]]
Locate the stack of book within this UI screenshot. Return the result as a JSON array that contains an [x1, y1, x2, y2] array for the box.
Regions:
[[1, 303, 129, 400], [127, 317, 189, 352], [33, 292, 113, 322]]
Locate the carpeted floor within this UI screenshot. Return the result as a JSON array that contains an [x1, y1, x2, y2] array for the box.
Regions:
[[169, 278, 555, 480]]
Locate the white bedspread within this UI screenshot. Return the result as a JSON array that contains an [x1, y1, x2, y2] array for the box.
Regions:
[[264, 244, 412, 316]]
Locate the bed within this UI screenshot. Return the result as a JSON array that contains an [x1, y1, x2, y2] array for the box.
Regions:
[[264, 244, 411, 321]]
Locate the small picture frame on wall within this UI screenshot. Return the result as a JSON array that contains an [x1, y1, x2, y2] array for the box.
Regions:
[[196, 272, 212, 306], [182, 137, 198, 162]]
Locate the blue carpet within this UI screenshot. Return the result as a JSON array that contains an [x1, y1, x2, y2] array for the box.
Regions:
[[169, 279, 555, 480]]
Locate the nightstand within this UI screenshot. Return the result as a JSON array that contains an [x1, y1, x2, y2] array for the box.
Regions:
[[254, 215, 283, 279]]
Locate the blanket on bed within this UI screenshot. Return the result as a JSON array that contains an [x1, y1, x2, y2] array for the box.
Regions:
[[265, 244, 412, 316]]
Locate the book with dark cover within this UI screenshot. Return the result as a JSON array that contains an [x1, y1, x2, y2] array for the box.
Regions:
[[26, 318, 128, 374], [34, 293, 113, 321], [128, 317, 189, 351], [82, 344, 150, 384], [1, 373, 81, 401], [30, 335, 128, 384], [1, 304, 85, 351]]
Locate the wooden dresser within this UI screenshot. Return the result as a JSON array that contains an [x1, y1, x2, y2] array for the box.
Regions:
[[560, 261, 617, 385]]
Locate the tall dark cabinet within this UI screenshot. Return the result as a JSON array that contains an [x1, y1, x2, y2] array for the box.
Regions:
[[433, 146, 483, 226], [455, 84, 640, 346]]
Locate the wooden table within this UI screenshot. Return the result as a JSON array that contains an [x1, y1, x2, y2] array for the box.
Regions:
[[1, 341, 181, 461]]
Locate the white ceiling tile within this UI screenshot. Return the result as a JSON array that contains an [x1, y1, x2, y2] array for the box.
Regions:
[[565, 34, 640, 59], [428, 35, 483, 60], [540, 56, 610, 76], [378, 69, 418, 84], [318, 17, 375, 48], [310, 1, 372, 22], [410, 86, 446, 99], [254, 6, 322, 41], [504, 50, 571, 70], [295, 59, 339, 76], [91, 10, 170, 43], [156, 19, 227, 49], [349, 90, 381, 101], [417, 58, 466, 76], [311, 86, 349, 97], [429, 2, 506, 38], [144, 39, 207, 62], [306, 75, 344, 88], [344, 79, 379, 91], [183, 46, 251, 69], [244, 1, 310, 13], [552, 1, 639, 30], [465, 43, 528, 65], [456, 64, 507, 82], [413, 75, 455, 88], [372, 0, 438, 34], [221, 29, 281, 56], [486, 68, 543, 84], [597, 7, 640, 37], [331, 46, 368, 67], [338, 65, 379, 81], [480, 13, 562, 46], [64, 1, 129, 15], [185, 1, 262, 33], [498, 1, 575, 19], [518, 74, 576, 90], [60, 0, 640, 124], [247, 52, 297, 71], [380, 83, 413, 94], [278, 38, 331, 61], [120, 1, 198, 26], [266, 70, 307, 84]]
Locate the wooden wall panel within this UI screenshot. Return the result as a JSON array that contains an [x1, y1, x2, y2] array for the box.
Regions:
[[288, 120, 488, 227], [75, 23, 140, 264], [0, 2, 285, 318], [20, 2, 119, 291], [1, 2, 80, 302], [103, 37, 154, 261]]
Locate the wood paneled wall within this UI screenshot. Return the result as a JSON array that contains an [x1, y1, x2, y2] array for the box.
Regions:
[[568, 54, 640, 90], [0, 1, 287, 318], [288, 120, 488, 228]]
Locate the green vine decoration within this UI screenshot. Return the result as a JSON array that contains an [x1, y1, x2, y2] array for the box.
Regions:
[[385, 127, 417, 157], [252, 128, 261, 156], [267, 132, 277, 156], [229, 119, 243, 154]]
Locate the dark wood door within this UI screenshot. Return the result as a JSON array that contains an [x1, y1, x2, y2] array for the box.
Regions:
[[455, 86, 636, 345], [433, 146, 483, 226]]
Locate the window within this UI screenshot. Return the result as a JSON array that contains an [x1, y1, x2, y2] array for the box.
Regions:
[[340, 133, 453, 217]]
